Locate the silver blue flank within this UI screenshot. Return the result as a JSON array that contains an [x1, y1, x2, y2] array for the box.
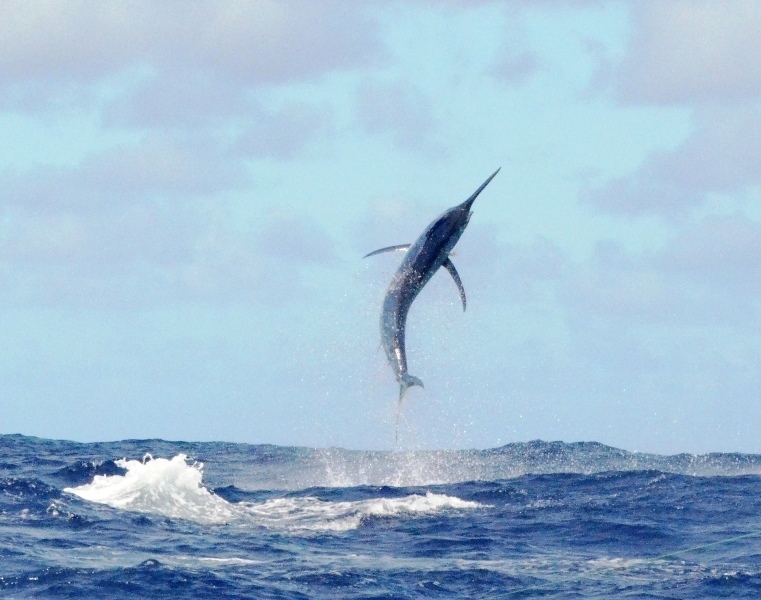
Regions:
[[364, 168, 500, 412]]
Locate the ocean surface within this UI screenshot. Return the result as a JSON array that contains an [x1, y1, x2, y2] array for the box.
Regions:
[[2, 434, 761, 598]]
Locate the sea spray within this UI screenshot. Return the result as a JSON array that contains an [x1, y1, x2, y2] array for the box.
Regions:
[[65, 454, 235, 524], [65, 453, 484, 531], [8, 435, 761, 598]]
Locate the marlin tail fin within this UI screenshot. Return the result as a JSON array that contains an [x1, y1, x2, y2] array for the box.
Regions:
[[398, 373, 424, 404], [395, 373, 424, 444]]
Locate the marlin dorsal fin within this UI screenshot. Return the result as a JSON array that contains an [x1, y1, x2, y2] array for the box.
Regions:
[[363, 244, 411, 259], [442, 258, 466, 311]]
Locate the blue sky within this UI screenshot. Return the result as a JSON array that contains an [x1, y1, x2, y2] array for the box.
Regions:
[[2, 1, 761, 454]]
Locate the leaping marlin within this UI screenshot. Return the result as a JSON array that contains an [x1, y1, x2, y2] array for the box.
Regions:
[[364, 169, 500, 410]]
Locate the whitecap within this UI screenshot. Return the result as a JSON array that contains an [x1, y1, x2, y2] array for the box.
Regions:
[[241, 492, 483, 532], [64, 454, 235, 524], [65, 454, 484, 531]]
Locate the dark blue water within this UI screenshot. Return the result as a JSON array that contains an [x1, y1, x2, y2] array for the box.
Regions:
[[2, 434, 761, 598]]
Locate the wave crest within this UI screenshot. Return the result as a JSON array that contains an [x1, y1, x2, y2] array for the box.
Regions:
[[64, 454, 235, 524], [64, 454, 482, 531]]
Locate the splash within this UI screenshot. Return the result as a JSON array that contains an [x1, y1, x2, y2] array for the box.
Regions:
[[64, 454, 483, 531], [313, 448, 486, 488], [64, 454, 235, 524], [243, 492, 482, 532]]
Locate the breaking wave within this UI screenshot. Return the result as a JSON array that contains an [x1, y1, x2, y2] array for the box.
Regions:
[[64, 454, 483, 530]]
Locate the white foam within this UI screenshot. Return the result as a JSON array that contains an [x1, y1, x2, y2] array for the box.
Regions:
[[64, 454, 483, 531], [64, 454, 235, 524], [241, 492, 482, 532]]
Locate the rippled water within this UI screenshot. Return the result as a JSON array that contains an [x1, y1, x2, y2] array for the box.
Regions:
[[3, 434, 761, 598]]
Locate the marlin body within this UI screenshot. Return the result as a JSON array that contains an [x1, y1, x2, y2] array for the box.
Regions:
[[365, 169, 500, 404]]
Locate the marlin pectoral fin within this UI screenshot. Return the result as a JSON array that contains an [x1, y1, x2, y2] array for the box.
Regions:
[[363, 244, 411, 259], [443, 258, 467, 311]]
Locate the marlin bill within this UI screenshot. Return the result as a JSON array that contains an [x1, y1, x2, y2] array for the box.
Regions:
[[364, 169, 500, 406]]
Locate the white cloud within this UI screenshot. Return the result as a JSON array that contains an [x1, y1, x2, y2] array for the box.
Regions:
[[584, 106, 761, 216], [1, 132, 247, 212], [0, 1, 383, 86], [657, 213, 761, 300], [102, 71, 255, 129], [613, 0, 761, 104], [562, 213, 761, 326], [0, 204, 341, 309]]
